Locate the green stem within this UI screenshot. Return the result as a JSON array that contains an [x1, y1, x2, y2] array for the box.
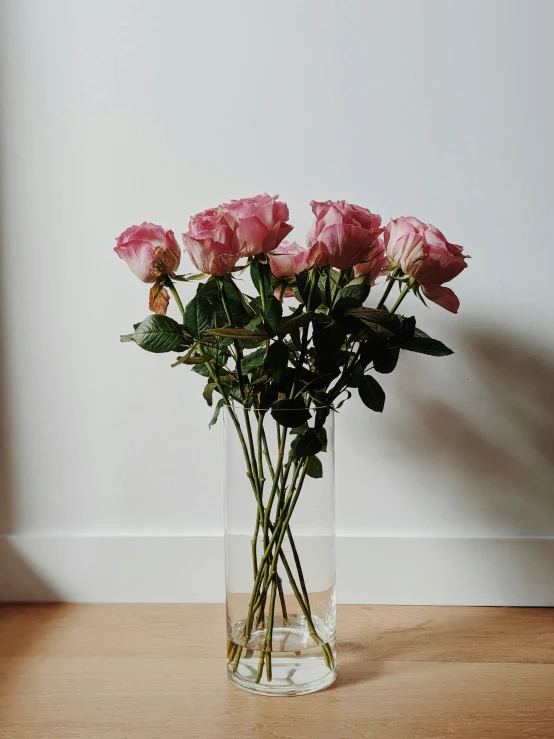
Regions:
[[165, 276, 185, 319], [330, 268, 343, 306], [376, 268, 400, 310], [390, 282, 412, 314]]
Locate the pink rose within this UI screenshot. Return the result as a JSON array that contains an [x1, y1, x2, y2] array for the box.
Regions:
[[353, 237, 389, 286], [384, 217, 469, 313], [182, 207, 241, 276], [268, 241, 311, 278], [222, 193, 293, 257], [114, 222, 181, 283], [307, 200, 383, 271]]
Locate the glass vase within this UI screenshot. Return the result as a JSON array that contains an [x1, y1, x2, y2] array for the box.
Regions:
[[223, 405, 336, 696]]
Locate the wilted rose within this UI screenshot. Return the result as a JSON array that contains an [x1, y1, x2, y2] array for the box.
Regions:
[[182, 207, 241, 276], [222, 193, 293, 257], [114, 223, 180, 283], [307, 200, 383, 271], [385, 217, 469, 313], [268, 240, 312, 278]]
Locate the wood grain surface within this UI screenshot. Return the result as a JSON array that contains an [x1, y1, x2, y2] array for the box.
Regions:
[[0, 604, 553, 738]]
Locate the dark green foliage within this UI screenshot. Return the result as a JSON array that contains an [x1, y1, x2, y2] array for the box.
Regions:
[[123, 314, 188, 353], [402, 328, 454, 356], [121, 264, 455, 432], [184, 296, 212, 339], [291, 428, 323, 460], [306, 456, 323, 478], [358, 375, 386, 412], [270, 397, 311, 428], [266, 341, 289, 383]]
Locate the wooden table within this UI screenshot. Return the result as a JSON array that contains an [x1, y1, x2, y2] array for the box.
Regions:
[[0, 604, 553, 738]]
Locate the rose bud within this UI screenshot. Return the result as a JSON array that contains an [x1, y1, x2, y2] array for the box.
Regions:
[[307, 200, 383, 271], [268, 240, 312, 278], [183, 207, 241, 276], [353, 237, 389, 286], [222, 193, 293, 257], [384, 217, 469, 313], [114, 223, 181, 283]]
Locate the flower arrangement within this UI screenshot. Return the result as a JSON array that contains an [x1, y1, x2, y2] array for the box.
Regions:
[[115, 194, 468, 691]]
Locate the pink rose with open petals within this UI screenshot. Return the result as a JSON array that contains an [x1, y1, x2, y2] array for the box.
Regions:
[[183, 207, 241, 276], [307, 200, 383, 270], [353, 237, 389, 286], [114, 222, 181, 283], [385, 217, 469, 313], [268, 241, 312, 278], [222, 193, 293, 257]]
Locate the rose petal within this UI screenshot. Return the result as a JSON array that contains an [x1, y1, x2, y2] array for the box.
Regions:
[[421, 284, 460, 313]]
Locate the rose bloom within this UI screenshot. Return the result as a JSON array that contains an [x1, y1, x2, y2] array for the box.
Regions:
[[114, 222, 180, 283], [182, 207, 241, 276], [385, 217, 469, 313], [222, 193, 293, 257], [268, 240, 312, 278], [307, 200, 383, 271], [353, 237, 389, 285]]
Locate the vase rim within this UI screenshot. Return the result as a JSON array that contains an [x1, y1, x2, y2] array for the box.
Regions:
[[223, 402, 335, 413]]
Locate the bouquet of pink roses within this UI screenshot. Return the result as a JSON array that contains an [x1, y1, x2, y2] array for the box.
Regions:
[[115, 194, 468, 693]]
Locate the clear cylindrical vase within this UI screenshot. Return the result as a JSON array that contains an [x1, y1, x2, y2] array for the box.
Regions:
[[224, 405, 336, 696]]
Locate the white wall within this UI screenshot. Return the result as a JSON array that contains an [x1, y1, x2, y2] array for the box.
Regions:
[[1, 0, 553, 603]]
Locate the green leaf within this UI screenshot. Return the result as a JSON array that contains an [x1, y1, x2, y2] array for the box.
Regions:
[[250, 259, 273, 301], [221, 276, 250, 325], [347, 362, 364, 388], [358, 375, 386, 412], [266, 341, 289, 383], [130, 315, 187, 354], [335, 279, 370, 309], [184, 296, 212, 339], [318, 271, 333, 308], [276, 311, 315, 338], [264, 295, 283, 333], [259, 382, 279, 411], [317, 426, 328, 452], [313, 318, 345, 356], [203, 382, 215, 406], [346, 307, 401, 334], [373, 345, 400, 374], [306, 456, 323, 479], [209, 398, 225, 428], [270, 397, 311, 428], [244, 315, 263, 331], [291, 428, 323, 459], [192, 363, 212, 377], [241, 347, 267, 374], [402, 329, 454, 357], [296, 271, 322, 308]]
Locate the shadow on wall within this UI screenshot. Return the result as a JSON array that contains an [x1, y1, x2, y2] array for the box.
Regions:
[[0, 149, 61, 705], [0, 275, 58, 600], [387, 323, 554, 534]]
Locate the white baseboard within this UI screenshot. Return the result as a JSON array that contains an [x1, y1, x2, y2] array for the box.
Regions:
[[1, 534, 553, 605]]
